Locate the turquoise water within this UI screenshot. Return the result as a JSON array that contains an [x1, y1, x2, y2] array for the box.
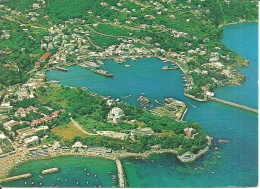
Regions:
[[2, 22, 258, 187], [1, 156, 118, 187], [46, 58, 185, 107]]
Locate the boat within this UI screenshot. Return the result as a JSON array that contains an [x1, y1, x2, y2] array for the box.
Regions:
[[186, 101, 196, 108], [162, 66, 178, 70], [123, 95, 132, 98], [92, 69, 114, 77], [125, 64, 130, 67]]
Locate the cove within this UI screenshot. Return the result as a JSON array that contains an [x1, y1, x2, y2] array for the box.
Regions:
[[1, 156, 118, 187]]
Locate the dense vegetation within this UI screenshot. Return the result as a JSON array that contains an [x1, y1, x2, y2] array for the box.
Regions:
[[0, 0, 257, 155], [27, 84, 207, 154]]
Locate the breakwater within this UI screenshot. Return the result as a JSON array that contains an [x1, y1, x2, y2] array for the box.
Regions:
[[0, 173, 31, 183], [115, 158, 126, 187], [209, 96, 258, 114], [41, 167, 59, 175]]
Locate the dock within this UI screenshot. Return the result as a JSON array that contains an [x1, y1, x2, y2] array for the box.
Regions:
[[115, 158, 126, 187], [209, 97, 258, 114], [55, 66, 68, 71], [0, 173, 32, 183]]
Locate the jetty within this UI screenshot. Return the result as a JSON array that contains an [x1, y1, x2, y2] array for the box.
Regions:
[[209, 97, 258, 114], [115, 158, 126, 188], [41, 167, 59, 175], [55, 66, 68, 71], [0, 173, 32, 183]]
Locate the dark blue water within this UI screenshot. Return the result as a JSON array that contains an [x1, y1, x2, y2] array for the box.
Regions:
[[4, 22, 258, 187]]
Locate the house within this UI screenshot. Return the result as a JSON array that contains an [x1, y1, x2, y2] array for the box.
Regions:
[[24, 136, 39, 147], [15, 106, 38, 117], [40, 52, 51, 62], [72, 141, 83, 148], [3, 120, 19, 132], [183, 128, 198, 139], [107, 107, 125, 122], [34, 62, 40, 67], [0, 133, 6, 140], [15, 88, 28, 100]]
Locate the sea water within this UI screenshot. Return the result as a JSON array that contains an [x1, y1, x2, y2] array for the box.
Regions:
[[1, 156, 118, 187], [2, 22, 258, 187]]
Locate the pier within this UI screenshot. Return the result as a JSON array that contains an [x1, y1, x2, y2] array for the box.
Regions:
[[0, 173, 32, 183], [55, 66, 68, 71], [209, 97, 258, 114], [115, 158, 126, 188]]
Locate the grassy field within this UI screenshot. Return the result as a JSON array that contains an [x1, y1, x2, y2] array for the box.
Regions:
[[0, 139, 14, 154], [52, 121, 86, 140]]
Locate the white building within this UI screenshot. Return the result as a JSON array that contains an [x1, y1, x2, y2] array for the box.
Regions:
[[24, 136, 39, 147], [107, 107, 125, 122], [0, 133, 6, 140]]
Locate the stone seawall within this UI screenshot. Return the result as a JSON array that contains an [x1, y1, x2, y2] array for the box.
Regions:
[[115, 158, 126, 187], [0, 173, 32, 183]]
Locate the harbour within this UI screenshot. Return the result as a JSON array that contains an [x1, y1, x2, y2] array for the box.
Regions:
[[1, 22, 258, 188]]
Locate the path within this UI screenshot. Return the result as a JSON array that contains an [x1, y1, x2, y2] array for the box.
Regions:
[[70, 118, 96, 135]]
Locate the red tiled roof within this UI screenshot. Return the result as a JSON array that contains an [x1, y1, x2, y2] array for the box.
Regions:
[[40, 52, 51, 61]]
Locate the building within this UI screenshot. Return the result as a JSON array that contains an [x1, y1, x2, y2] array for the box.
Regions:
[[107, 107, 125, 122], [34, 62, 40, 67], [206, 91, 215, 97], [131, 128, 154, 136], [40, 52, 51, 62], [183, 128, 198, 139], [3, 120, 19, 132], [0, 133, 6, 140], [24, 136, 39, 147], [72, 141, 83, 148]]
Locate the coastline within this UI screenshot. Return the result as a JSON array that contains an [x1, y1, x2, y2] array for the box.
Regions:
[[1, 135, 212, 185]]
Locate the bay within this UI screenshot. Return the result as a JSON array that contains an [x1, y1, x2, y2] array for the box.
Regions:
[[3, 22, 258, 187]]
